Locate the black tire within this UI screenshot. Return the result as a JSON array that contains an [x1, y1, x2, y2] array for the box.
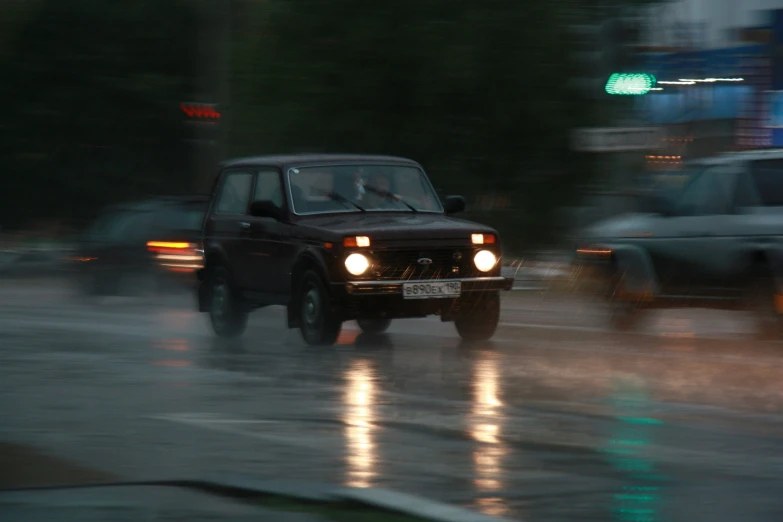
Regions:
[[608, 301, 641, 331], [454, 291, 500, 341], [74, 270, 98, 296], [75, 269, 116, 297], [208, 265, 248, 338], [298, 270, 342, 346], [748, 275, 783, 340], [357, 318, 391, 335], [605, 269, 642, 331]]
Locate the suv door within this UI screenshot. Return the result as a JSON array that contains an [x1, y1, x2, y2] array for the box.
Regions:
[[205, 169, 254, 289], [95, 210, 139, 278], [79, 210, 128, 286], [245, 167, 291, 303], [655, 164, 739, 294]]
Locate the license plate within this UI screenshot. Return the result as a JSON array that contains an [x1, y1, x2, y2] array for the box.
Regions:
[[402, 281, 461, 299]]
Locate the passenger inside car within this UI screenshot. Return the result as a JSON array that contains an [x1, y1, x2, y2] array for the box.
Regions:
[[364, 173, 400, 209], [395, 168, 440, 211]]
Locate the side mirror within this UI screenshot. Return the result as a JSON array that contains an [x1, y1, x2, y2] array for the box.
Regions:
[[443, 195, 466, 214], [250, 200, 283, 220]]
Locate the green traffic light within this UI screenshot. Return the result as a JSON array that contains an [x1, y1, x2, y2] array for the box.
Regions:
[[605, 73, 656, 95]]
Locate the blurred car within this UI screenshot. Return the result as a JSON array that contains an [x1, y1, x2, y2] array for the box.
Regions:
[[573, 148, 783, 337], [196, 154, 513, 345], [0, 249, 69, 278], [71, 196, 208, 295]]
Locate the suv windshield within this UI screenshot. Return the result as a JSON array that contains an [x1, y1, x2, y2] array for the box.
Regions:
[[287, 165, 442, 214]]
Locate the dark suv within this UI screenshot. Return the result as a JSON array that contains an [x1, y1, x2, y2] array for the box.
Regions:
[[196, 154, 513, 345], [574, 149, 783, 337]]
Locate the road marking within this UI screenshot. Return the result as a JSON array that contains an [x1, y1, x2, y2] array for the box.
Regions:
[[149, 412, 603, 457], [149, 413, 334, 449], [499, 321, 605, 334], [497, 320, 763, 343], [147, 412, 783, 479], [151, 413, 279, 424]]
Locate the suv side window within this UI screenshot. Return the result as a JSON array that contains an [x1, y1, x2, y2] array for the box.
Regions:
[[254, 169, 284, 208], [216, 171, 253, 215], [735, 169, 762, 209], [748, 159, 783, 206], [675, 165, 735, 216], [104, 211, 136, 242], [116, 211, 155, 244], [85, 212, 117, 242]]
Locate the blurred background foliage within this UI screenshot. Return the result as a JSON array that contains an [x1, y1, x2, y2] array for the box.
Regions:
[[0, 0, 648, 250]]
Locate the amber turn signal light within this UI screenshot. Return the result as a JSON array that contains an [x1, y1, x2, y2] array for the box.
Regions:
[[343, 236, 370, 247]]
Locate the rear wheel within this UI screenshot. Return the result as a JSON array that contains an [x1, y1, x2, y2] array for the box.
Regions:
[[298, 270, 342, 346], [208, 266, 248, 338], [454, 292, 500, 341], [74, 270, 98, 296], [357, 318, 391, 335]]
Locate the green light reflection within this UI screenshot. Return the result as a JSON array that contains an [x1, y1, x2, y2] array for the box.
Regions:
[[605, 378, 667, 522]]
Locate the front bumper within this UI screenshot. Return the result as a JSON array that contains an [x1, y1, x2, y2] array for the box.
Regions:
[[337, 276, 513, 297]]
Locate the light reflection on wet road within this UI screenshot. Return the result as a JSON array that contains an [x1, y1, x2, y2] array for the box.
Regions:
[[3, 281, 783, 521], [470, 353, 509, 517], [344, 359, 377, 489]]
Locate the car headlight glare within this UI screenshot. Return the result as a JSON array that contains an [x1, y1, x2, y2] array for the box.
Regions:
[[473, 250, 497, 272], [345, 253, 370, 276]]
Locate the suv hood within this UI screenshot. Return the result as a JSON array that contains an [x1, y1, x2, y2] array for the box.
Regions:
[[296, 212, 495, 241], [580, 213, 655, 241]]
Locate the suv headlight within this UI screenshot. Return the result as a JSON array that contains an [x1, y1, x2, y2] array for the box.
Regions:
[[345, 253, 370, 276], [473, 250, 497, 272]]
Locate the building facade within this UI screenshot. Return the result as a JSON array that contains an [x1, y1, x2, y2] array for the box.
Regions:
[[642, 0, 782, 50], [633, 4, 783, 166]]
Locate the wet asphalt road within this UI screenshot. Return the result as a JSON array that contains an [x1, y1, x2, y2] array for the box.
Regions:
[[3, 279, 783, 521]]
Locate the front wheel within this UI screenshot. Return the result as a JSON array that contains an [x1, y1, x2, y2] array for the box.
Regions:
[[454, 292, 500, 341], [748, 276, 783, 340], [298, 270, 342, 346], [604, 269, 643, 331], [208, 266, 248, 338], [607, 301, 642, 331], [75, 269, 117, 297], [357, 318, 391, 335]]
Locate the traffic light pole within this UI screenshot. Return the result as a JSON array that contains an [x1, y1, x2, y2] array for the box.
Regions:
[[194, 0, 232, 193], [569, 2, 650, 196]]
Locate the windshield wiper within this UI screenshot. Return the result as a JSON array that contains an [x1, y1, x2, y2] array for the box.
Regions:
[[324, 191, 365, 212], [363, 185, 418, 212]]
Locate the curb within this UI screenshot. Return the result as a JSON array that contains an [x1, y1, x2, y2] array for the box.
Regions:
[[1, 475, 520, 522], [200, 474, 519, 522], [335, 486, 517, 522]]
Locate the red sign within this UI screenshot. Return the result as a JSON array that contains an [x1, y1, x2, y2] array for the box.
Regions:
[[180, 103, 221, 120]]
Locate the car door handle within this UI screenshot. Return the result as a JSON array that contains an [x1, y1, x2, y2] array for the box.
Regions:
[[238, 222, 250, 230]]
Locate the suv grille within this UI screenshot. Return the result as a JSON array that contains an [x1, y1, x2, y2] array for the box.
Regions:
[[370, 248, 476, 280]]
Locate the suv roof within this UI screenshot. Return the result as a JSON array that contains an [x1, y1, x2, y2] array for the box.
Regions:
[[105, 195, 208, 213], [221, 153, 420, 169], [689, 148, 783, 167]]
